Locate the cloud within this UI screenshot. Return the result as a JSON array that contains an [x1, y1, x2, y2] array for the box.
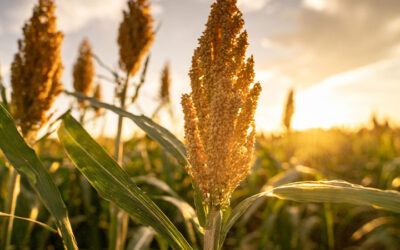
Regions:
[[267, 0, 400, 86], [0, 0, 163, 34], [57, 0, 164, 33], [151, 3, 164, 16], [292, 56, 400, 129], [237, 0, 270, 12], [56, 0, 125, 33]]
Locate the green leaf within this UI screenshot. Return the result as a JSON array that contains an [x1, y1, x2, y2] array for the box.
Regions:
[[239, 165, 319, 225], [64, 91, 188, 165], [270, 180, 400, 213], [58, 114, 192, 250], [221, 179, 400, 248], [0, 104, 78, 250], [0, 82, 8, 111], [159, 196, 203, 234], [127, 226, 155, 250], [133, 176, 179, 198], [193, 182, 207, 227], [0, 211, 56, 233], [220, 191, 269, 247]]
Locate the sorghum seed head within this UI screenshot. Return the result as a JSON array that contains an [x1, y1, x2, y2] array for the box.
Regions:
[[282, 88, 295, 132], [118, 0, 154, 77], [73, 38, 94, 108], [11, 0, 63, 137], [160, 62, 171, 103], [181, 0, 262, 208], [93, 82, 103, 116]]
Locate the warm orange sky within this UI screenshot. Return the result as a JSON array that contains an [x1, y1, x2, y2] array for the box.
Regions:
[[0, 0, 399, 137]]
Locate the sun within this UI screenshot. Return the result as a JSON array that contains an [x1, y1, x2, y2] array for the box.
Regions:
[[292, 84, 350, 130]]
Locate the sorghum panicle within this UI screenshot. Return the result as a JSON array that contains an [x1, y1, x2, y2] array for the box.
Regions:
[[160, 62, 171, 103], [73, 38, 94, 108], [282, 88, 295, 132], [93, 83, 103, 116], [118, 0, 154, 77], [11, 0, 63, 136], [181, 0, 262, 207]]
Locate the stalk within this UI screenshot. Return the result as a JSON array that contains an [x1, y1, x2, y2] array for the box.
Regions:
[[109, 74, 130, 250], [1, 167, 21, 250], [204, 207, 222, 250], [324, 203, 335, 250]]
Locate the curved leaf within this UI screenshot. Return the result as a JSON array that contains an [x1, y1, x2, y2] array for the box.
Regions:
[[270, 180, 400, 213], [58, 114, 192, 250], [159, 196, 203, 234], [0, 104, 78, 250], [127, 226, 155, 250], [0, 211, 56, 233], [220, 191, 270, 247], [133, 176, 179, 198], [221, 180, 400, 248], [64, 91, 188, 165]]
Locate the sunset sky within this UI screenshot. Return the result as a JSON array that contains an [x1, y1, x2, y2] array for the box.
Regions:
[[1, 0, 400, 137]]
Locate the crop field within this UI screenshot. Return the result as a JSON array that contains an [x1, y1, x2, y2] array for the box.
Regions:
[[0, 0, 399, 250]]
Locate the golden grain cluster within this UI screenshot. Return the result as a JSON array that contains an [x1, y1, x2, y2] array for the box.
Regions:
[[182, 0, 262, 207], [160, 63, 171, 103], [11, 0, 63, 137], [118, 0, 154, 77], [93, 83, 103, 115], [73, 38, 94, 108]]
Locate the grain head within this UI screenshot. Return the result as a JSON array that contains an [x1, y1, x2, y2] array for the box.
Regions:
[[160, 62, 171, 103], [118, 0, 154, 77], [73, 38, 94, 108], [182, 0, 262, 207], [11, 0, 63, 137]]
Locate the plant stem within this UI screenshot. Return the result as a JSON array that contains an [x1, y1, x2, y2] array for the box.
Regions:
[[324, 203, 335, 250], [204, 207, 222, 250], [1, 167, 21, 250], [109, 73, 130, 250]]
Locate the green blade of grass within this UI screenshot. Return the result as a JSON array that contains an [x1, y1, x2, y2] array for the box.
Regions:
[[127, 226, 155, 250], [0, 212, 56, 233], [159, 196, 203, 235], [221, 180, 400, 248], [133, 176, 179, 198], [65, 91, 209, 230], [64, 91, 188, 166], [0, 104, 78, 250], [58, 114, 192, 250], [270, 180, 400, 213], [64, 91, 212, 238]]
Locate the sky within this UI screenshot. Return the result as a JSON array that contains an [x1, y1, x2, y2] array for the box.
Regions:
[[0, 0, 400, 138]]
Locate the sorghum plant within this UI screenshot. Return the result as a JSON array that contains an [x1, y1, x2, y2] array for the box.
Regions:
[[73, 38, 94, 110], [160, 62, 171, 104], [11, 0, 63, 138], [282, 88, 295, 132], [182, 0, 261, 208]]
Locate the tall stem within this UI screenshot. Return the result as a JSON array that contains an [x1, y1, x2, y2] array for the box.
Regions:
[[204, 207, 222, 250], [1, 167, 20, 250], [109, 73, 130, 250], [1, 132, 36, 250]]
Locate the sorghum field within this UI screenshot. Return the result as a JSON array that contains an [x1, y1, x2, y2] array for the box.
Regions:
[[0, 0, 399, 249]]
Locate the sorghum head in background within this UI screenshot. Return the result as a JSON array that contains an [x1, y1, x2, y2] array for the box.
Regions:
[[160, 62, 171, 103], [11, 0, 63, 137], [73, 38, 94, 108], [181, 0, 262, 208], [282, 88, 295, 133], [118, 0, 154, 77], [93, 83, 103, 116]]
